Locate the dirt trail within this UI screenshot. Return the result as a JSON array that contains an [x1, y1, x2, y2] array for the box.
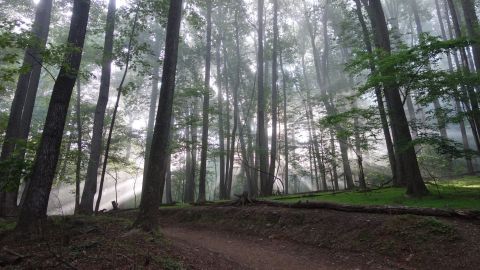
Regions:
[[163, 226, 367, 270]]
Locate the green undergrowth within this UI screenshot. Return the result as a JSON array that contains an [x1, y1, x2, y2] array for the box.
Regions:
[[0, 218, 16, 234], [267, 176, 480, 210]]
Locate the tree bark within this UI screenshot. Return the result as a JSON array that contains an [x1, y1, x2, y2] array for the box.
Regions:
[[74, 80, 82, 214], [304, 0, 354, 189], [184, 115, 194, 203], [362, 0, 428, 196], [165, 154, 173, 204], [143, 28, 163, 186], [216, 37, 226, 200], [198, 0, 212, 203], [354, 0, 397, 185], [436, 0, 474, 173], [135, 0, 183, 231], [446, 0, 480, 151], [460, 0, 480, 72], [95, 7, 139, 213], [226, 9, 242, 199], [257, 0, 269, 196], [78, 0, 116, 215], [279, 51, 289, 194], [268, 0, 279, 195], [184, 103, 198, 203], [0, 0, 53, 217], [16, 0, 91, 230]]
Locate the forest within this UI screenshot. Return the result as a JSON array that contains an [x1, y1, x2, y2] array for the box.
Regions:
[[1, 0, 480, 269]]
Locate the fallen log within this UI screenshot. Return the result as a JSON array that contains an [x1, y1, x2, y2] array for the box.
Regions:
[[256, 200, 480, 220]]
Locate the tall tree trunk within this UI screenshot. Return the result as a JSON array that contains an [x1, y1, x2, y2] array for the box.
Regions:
[[74, 80, 82, 214], [78, 0, 116, 215], [460, 0, 480, 72], [95, 7, 139, 213], [226, 9, 242, 198], [216, 37, 226, 200], [184, 116, 194, 202], [362, 0, 428, 196], [135, 0, 183, 231], [300, 55, 320, 190], [0, 0, 53, 217], [411, 0, 448, 139], [330, 132, 339, 190], [279, 51, 289, 194], [257, 0, 269, 196], [436, 0, 474, 173], [268, 0, 279, 195], [447, 0, 480, 151], [304, 1, 354, 189], [223, 44, 232, 196], [354, 0, 397, 185], [16, 0, 91, 230], [165, 154, 173, 204], [143, 28, 163, 185], [198, 0, 212, 203], [185, 103, 198, 203]]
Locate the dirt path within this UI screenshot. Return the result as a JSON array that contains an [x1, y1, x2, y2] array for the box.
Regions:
[[163, 226, 338, 270], [162, 226, 394, 270]]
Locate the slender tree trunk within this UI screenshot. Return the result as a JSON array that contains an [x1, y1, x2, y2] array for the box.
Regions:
[[16, 0, 91, 230], [198, 0, 212, 203], [460, 0, 480, 72], [223, 44, 232, 196], [79, 0, 116, 215], [279, 51, 289, 194], [165, 154, 173, 204], [0, 0, 53, 217], [362, 0, 428, 196], [436, 0, 474, 173], [135, 0, 183, 231], [354, 0, 397, 185], [257, 0, 269, 196], [447, 0, 480, 151], [143, 28, 163, 185], [95, 8, 139, 212], [125, 116, 133, 161], [185, 103, 198, 203], [216, 37, 226, 200], [305, 1, 354, 189], [330, 133, 339, 190], [268, 0, 279, 195], [74, 80, 82, 213], [226, 10, 242, 198], [184, 116, 194, 202], [410, 0, 449, 140], [300, 55, 320, 190]]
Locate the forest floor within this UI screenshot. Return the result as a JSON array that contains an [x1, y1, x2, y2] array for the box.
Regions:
[[1, 200, 480, 269]]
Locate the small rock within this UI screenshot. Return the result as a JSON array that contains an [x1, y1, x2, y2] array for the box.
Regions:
[[406, 254, 414, 262]]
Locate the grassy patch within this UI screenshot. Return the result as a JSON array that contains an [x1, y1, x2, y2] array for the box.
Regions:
[[0, 218, 16, 234], [268, 176, 480, 210], [161, 257, 185, 270]]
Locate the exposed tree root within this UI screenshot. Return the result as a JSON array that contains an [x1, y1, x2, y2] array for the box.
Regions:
[[230, 192, 257, 206]]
